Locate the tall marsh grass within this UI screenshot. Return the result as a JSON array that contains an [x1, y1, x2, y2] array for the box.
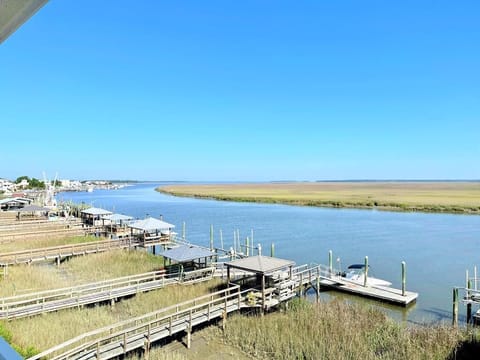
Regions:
[[0, 234, 99, 253], [221, 299, 467, 360], [0, 249, 165, 296], [3, 279, 222, 354]]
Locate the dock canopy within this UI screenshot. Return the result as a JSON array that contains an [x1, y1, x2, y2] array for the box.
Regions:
[[81, 207, 112, 226], [101, 213, 133, 224], [128, 217, 175, 232], [161, 245, 215, 263], [226, 255, 295, 275], [17, 204, 51, 212], [81, 207, 113, 216]]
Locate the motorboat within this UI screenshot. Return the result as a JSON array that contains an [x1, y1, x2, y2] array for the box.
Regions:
[[341, 264, 392, 287]]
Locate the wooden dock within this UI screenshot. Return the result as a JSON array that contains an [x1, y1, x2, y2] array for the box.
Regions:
[[23, 261, 418, 360], [28, 285, 247, 360], [293, 263, 418, 306], [0, 268, 215, 319], [0, 239, 132, 266]]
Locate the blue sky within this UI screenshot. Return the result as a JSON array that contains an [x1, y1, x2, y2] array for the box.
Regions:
[[1, 1, 479, 181]]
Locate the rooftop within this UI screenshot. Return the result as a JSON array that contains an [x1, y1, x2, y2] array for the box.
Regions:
[[226, 255, 295, 275], [128, 217, 175, 232], [161, 245, 215, 263]]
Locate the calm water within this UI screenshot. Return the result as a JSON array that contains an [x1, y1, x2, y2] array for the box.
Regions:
[[59, 182, 480, 324]]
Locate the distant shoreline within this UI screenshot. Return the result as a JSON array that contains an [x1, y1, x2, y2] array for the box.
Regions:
[[157, 181, 480, 215]]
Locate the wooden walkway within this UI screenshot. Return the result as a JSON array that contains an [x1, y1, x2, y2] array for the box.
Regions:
[[0, 239, 131, 266], [28, 285, 246, 360], [22, 262, 418, 359], [0, 268, 215, 319], [293, 264, 418, 306]]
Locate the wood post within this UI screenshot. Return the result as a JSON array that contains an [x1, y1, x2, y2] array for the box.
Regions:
[[452, 287, 458, 326], [467, 279, 472, 325], [182, 221, 186, 240], [401, 261, 406, 296], [270, 242, 275, 258], [328, 250, 333, 275], [220, 229, 223, 250], [187, 309, 192, 349], [246, 237, 249, 256], [261, 274, 265, 315], [316, 267, 320, 303], [210, 224, 214, 251], [364, 256, 369, 287]]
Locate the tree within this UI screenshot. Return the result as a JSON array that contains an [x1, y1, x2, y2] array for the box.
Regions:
[[15, 176, 30, 184], [28, 178, 45, 189]]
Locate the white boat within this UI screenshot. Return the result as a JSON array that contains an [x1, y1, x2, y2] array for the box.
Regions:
[[341, 264, 392, 287]]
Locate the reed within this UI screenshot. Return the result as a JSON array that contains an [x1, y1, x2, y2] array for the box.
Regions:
[[158, 182, 480, 214], [0, 249, 164, 297], [0, 234, 99, 253], [2, 279, 222, 355], [220, 298, 467, 360]]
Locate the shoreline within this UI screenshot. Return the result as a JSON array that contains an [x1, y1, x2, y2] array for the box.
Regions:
[[157, 182, 480, 215]]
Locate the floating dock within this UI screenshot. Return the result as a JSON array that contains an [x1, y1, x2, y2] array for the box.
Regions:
[[319, 277, 418, 306]]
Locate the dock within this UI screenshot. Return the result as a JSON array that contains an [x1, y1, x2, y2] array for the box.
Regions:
[[0, 267, 215, 320], [28, 285, 247, 360]]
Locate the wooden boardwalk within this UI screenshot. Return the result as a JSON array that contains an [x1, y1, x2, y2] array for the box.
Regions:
[[23, 262, 418, 360], [0, 239, 131, 266], [0, 268, 215, 319], [28, 285, 246, 360]]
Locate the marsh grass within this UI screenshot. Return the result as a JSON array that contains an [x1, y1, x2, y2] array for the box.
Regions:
[[0, 234, 99, 253], [3, 279, 222, 355], [159, 182, 480, 214], [220, 298, 467, 360], [0, 249, 165, 296]]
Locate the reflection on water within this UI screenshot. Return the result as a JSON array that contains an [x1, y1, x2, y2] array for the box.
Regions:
[[59, 182, 480, 324]]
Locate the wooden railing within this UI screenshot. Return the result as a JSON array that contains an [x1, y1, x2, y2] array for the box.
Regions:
[[0, 239, 131, 266], [28, 285, 245, 360], [0, 267, 216, 319]]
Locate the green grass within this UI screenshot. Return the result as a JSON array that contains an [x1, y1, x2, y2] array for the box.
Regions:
[[158, 182, 480, 214]]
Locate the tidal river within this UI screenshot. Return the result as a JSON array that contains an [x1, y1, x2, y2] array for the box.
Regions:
[[59, 182, 480, 324]]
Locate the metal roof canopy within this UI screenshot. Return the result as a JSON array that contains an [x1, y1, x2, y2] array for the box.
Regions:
[[101, 213, 134, 222], [81, 207, 113, 216], [128, 217, 175, 232], [0, 0, 48, 44], [161, 245, 215, 263], [226, 255, 295, 275], [16, 204, 51, 212]]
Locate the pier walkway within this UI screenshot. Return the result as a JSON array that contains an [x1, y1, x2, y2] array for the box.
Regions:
[[28, 285, 246, 360], [24, 260, 417, 359], [0, 239, 132, 267], [0, 267, 215, 320]]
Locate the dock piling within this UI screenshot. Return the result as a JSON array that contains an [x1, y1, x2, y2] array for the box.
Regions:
[[182, 222, 186, 241], [246, 237, 249, 257], [271, 242, 275, 257], [328, 250, 333, 276], [467, 279, 472, 325], [452, 287, 459, 326], [401, 261, 406, 296], [364, 256, 368, 287], [220, 229, 224, 250], [210, 225, 214, 251]]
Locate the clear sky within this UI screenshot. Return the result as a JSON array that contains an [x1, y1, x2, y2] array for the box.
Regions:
[[1, 1, 479, 181]]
